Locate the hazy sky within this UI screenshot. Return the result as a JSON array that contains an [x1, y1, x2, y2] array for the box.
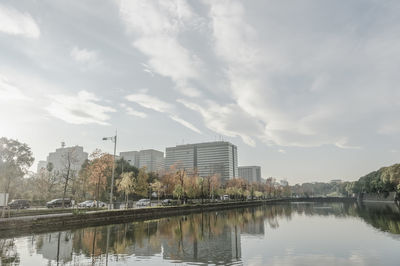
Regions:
[[1, 0, 400, 184]]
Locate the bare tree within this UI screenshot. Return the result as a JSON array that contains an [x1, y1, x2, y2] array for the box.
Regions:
[[60, 147, 79, 208]]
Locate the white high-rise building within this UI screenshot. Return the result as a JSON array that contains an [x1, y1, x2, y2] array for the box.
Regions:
[[38, 144, 88, 175], [120, 149, 164, 173], [238, 166, 261, 183], [165, 141, 238, 183]]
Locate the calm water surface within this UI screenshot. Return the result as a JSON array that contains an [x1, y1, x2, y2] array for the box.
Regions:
[[1, 202, 400, 265]]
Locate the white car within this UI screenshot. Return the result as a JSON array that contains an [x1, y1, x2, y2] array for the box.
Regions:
[[136, 199, 151, 207], [78, 200, 106, 208]]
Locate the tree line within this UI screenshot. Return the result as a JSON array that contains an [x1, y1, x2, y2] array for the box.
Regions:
[[1, 137, 292, 209], [350, 163, 400, 194]]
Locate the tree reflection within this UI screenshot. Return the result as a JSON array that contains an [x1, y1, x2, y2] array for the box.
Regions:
[[0, 239, 19, 265], [1, 201, 400, 265]]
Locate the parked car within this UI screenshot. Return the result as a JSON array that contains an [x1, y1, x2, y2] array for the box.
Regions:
[[46, 198, 71, 208], [8, 199, 30, 209], [78, 200, 107, 208], [222, 195, 230, 201], [161, 199, 178, 206], [136, 199, 151, 207]]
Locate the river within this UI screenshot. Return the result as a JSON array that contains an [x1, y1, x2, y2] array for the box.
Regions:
[[1, 202, 400, 265]]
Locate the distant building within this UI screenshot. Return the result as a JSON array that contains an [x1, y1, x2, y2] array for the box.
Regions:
[[165, 141, 238, 183], [330, 179, 342, 184], [38, 143, 88, 175], [119, 151, 139, 167], [238, 166, 261, 183], [37, 160, 48, 173], [120, 149, 164, 173], [280, 179, 289, 187]]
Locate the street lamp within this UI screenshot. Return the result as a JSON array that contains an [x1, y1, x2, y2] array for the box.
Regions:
[[103, 131, 117, 210]]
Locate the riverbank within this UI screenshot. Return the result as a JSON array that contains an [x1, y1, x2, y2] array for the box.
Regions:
[[0, 197, 355, 237]]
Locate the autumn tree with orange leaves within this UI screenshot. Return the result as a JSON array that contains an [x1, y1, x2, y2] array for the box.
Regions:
[[86, 149, 113, 205]]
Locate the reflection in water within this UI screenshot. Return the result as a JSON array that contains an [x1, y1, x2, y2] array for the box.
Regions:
[[0, 239, 19, 265], [1, 202, 400, 265]]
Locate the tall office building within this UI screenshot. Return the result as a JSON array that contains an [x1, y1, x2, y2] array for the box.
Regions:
[[38, 143, 88, 175], [165, 141, 238, 183], [119, 151, 139, 167], [120, 149, 164, 173], [238, 166, 261, 183]]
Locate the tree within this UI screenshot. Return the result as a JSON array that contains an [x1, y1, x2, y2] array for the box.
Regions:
[[151, 181, 163, 203], [44, 162, 59, 196], [226, 178, 247, 200], [185, 176, 201, 200], [173, 184, 184, 202], [87, 150, 113, 206], [114, 158, 139, 201], [116, 172, 135, 208], [60, 147, 80, 208], [136, 167, 149, 197], [35, 164, 60, 201], [160, 170, 176, 197], [175, 169, 187, 201], [0, 137, 34, 217], [74, 159, 91, 202]]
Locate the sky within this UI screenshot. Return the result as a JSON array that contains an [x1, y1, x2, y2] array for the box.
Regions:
[[1, 0, 400, 184]]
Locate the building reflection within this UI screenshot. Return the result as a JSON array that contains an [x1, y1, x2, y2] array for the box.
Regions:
[[2, 202, 400, 265], [159, 214, 242, 264], [35, 231, 73, 264]]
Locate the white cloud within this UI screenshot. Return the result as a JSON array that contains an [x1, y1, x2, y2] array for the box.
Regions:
[[126, 107, 147, 118], [119, 103, 147, 118], [0, 3, 40, 38], [70, 46, 101, 70], [203, 0, 397, 148], [169, 115, 201, 134], [46, 90, 116, 125], [0, 74, 30, 101], [117, 0, 203, 97], [125, 93, 173, 113], [335, 138, 361, 150], [125, 92, 202, 133], [177, 98, 263, 146]]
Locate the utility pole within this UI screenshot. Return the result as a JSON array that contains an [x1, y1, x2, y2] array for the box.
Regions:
[[103, 130, 117, 209]]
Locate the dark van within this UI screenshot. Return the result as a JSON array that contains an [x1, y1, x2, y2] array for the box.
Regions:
[[46, 198, 71, 208], [8, 199, 30, 209]]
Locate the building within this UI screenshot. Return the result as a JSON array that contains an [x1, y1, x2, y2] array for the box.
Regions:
[[37, 160, 48, 173], [280, 179, 289, 187], [120, 149, 164, 173], [238, 166, 261, 183], [165, 141, 238, 183], [38, 143, 88, 175], [119, 151, 139, 167]]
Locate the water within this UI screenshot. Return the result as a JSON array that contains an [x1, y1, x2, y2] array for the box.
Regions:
[[1, 202, 400, 265]]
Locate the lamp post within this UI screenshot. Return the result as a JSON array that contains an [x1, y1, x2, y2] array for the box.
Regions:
[[103, 131, 117, 210]]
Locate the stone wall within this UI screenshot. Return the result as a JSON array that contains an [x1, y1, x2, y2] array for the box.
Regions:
[[359, 192, 398, 202], [0, 197, 356, 238]]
